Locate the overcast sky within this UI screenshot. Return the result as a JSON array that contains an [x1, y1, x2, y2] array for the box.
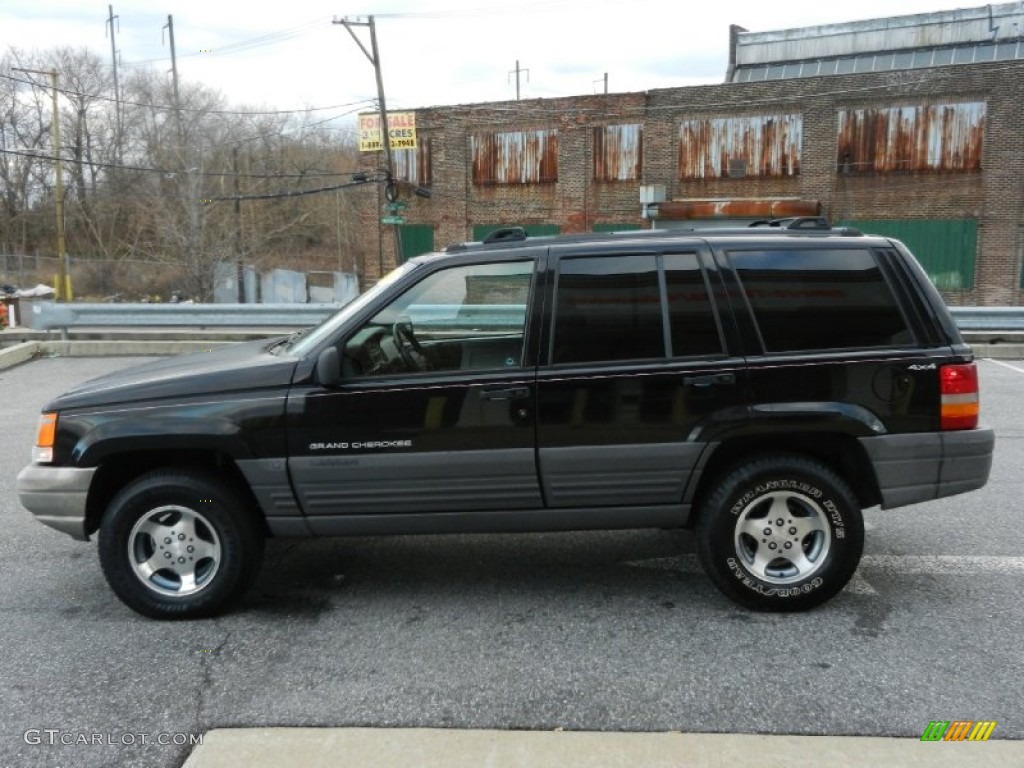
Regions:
[[2, 0, 988, 139]]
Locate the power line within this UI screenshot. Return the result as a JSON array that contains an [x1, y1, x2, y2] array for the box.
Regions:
[[0, 147, 359, 180], [204, 178, 378, 202], [119, 17, 330, 66], [0, 72, 374, 116]]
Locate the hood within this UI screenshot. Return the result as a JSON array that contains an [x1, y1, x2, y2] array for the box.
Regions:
[[45, 337, 300, 411]]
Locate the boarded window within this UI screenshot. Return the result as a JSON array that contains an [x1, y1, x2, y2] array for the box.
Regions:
[[392, 138, 432, 186], [593, 124, 642, 182], [471, 129, 558, 185], [837, 219, 977, 291], [837, 102, 985, 173], [679, 115, 802, 179]]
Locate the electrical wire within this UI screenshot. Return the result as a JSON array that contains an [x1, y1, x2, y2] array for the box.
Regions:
[[0, 147, 361, 180], [119, 17, 331, 66], [0, 72, 374, 116]]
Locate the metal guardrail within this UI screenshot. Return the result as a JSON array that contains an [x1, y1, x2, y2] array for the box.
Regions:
[[948, 307, 1024, 331], [15, 301, 1024, 336], [25, 301, 340, 333]]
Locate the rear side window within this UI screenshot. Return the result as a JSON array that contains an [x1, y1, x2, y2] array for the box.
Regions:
[[552, 255, 663, 364], [729, 248, 913, 352], [551, 252, 722, 364]]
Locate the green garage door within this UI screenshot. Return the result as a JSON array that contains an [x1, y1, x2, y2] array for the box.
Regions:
[[473, 224, 560, 241], [398, 224, 434, 263], [838, 219, 977, 291]]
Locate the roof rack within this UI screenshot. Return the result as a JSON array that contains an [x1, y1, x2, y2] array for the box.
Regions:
[[443, 219, 866, 252], [482, 226, 527, 244]]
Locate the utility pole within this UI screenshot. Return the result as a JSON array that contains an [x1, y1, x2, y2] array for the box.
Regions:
[[333, 15, 402, 266], [13, 68, 69, 300], [233, 146, 244, 302], [164, 14, 204, 298], [509, 60, 529, 100], [106, 5, 122, 164], [163, 14, 184, 150]]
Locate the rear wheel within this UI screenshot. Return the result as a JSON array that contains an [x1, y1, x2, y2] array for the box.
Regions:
[[696, 454, 864, 611], [98, 469, 263, 619]]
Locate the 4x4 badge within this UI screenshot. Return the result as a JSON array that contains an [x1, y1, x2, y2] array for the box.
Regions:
[[908, 363, 937, 371]]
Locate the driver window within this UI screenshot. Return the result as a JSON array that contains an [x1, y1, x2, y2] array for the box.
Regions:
[[343, 260, 533, 377]]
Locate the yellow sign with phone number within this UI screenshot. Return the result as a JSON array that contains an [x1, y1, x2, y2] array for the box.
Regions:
[[358, 112, 417, 152]]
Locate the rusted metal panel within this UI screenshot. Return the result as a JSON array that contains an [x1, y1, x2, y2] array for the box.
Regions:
[[679, 115, 802, 179], [471, 129, 558, 185], [593, 124, 642, 181], [658, 198, 821, 220], [392, 138, 432, 185], [837, 102, 985, 173]]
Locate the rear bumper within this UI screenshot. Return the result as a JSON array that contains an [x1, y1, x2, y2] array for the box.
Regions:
[[859, 427, 995, 509], [16, 464, 96, 541]]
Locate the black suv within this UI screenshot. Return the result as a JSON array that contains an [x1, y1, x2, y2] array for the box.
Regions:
[[17, 219, 995, 618]]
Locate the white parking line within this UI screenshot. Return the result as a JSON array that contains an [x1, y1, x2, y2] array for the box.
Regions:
[[860, 554, 1024, 573], [985, 358, 1024, 375], [619, 554, 1024, 595]]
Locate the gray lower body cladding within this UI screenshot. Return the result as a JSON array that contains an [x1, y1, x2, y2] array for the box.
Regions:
[[859, 427, 995, 509]]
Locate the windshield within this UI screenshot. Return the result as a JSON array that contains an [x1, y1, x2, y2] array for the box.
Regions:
[[286, 262, 420, 357]]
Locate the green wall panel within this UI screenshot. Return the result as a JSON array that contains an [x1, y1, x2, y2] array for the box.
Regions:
[[398, 224, 434, 263], [838, 219, 977, 291]]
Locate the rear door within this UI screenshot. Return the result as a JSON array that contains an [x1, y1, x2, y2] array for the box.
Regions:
[[535, 244, 747, 514]]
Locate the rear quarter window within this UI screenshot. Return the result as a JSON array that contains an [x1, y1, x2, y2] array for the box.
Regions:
[[728, 248, 914, 352]]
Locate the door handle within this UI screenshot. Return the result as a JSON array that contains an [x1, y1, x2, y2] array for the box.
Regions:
[[684, 372, 736, 387], [481, 386, 530, 401]]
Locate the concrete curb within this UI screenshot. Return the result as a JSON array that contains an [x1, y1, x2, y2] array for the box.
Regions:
[[0, 341, 40, 370], [181, 728, 1023, 768]]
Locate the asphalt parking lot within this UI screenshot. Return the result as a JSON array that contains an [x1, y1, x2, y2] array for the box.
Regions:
[[1, 355, 1022, 768]]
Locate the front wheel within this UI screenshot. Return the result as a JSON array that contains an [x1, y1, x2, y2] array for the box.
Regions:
[[696, 454, 864, 611], [98, 469, 263, 619]]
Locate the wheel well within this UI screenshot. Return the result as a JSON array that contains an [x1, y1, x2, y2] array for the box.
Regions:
[[688, 432, 881, 523], [84, 450, 270, 538]]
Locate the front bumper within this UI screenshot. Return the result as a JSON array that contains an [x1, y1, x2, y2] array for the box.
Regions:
[[859, 427, 995, 509], [16, 464, 97, 541]]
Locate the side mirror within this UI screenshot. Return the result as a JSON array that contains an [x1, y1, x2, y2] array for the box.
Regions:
[[316, 347, 342, 387]]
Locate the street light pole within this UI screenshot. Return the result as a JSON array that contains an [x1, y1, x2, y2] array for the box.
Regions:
[[13, 67, 69, 300]]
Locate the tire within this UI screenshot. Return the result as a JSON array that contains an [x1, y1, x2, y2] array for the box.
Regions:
[[98, 469, 263, 619], [696, 454, 864, 612]]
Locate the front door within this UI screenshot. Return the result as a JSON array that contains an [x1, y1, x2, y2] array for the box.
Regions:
[[287, 258, 541, 530]]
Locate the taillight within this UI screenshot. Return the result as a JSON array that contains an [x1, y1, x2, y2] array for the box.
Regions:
[[940, 364, 980, 430], [34, 412, 57, 463]]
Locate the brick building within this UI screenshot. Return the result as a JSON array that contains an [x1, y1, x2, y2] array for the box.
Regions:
[[355, 3, 1024, 306]]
